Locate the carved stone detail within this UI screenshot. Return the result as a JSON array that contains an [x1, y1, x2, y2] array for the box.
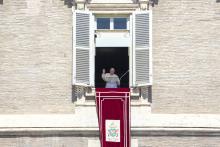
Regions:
[[139, 0, 149, 10], [75, 0, 86, 10]]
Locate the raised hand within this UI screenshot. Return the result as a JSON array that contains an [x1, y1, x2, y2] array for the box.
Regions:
[[102, 69, 106, 74]]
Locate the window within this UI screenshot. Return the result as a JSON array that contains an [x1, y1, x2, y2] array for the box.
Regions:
[[97, 18, 110, 29], [96, 17, 128, 30], [73, 11, 152, 87], [114, 18, 127, 30], [95, 47, 129, 88]]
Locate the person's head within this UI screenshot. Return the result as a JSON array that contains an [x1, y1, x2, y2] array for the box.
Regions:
[[109, 67, 115, 75]]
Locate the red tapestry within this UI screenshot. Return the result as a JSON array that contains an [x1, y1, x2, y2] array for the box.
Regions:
[[96, 88, 131, 147]]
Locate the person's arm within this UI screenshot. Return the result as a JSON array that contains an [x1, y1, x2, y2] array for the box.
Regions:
[[116, 76, 120, 86], [102, 73, 107, 82], [101, 69, 107, 82]]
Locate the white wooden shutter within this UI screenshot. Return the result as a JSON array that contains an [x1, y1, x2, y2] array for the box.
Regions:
[[73, 11, 94, 86], [132, 11, 152, 86]]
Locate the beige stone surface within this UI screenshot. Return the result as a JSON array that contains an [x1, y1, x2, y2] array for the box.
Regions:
[[1, 114, 220, 128], [0, 0, 74, 113], [138, 137, 220, 147], [0, 0, 220, 146], [0, 0, 219, 117], [1, 136, 220, 147], [0, 137, 88, 147], [152, 0, 220, 113], [88, 139, 138, 147]]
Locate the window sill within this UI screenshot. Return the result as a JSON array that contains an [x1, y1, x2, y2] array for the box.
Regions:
[[95, 29, 130, 33], [76, 88, 151, 107]]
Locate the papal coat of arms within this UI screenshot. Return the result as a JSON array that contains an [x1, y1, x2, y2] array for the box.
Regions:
[[106, 120, 120, 142]]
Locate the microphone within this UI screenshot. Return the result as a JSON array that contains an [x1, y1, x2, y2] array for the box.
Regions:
[[119, 70, 129, 80]]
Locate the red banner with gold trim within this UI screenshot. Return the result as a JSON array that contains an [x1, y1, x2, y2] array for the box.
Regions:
[[96, 88, 131, 147]]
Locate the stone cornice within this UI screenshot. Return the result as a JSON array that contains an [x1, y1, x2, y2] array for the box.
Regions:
[[75, 0, 87, 10], [1, 114, 220, 128], [86, 3, 139, 11], [1, 127, 220, 137], [74, 0, 152, 11], [1, 114, 220, 136], [75, 0, 86, 3]]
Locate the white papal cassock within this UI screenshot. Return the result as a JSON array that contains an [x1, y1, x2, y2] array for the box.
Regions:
[[102, 73, 120, 88]]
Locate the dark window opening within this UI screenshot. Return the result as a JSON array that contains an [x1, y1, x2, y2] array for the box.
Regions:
[[95, 47, 129, 88], [97, 18, 110, 29], [114, 18, 127, 30]]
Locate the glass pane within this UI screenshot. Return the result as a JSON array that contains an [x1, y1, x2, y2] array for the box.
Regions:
[[97, 18, 110, 29], [114, 18, 127, 30]]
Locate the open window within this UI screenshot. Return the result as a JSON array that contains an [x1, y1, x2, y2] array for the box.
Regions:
[[72, 11, 152, 88], [132, 11, 152, 86], [95, 47, 129, 88], [72, 11, 95, 86]]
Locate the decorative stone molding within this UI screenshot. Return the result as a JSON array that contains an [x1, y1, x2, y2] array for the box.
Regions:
[[86, 3, 139, 12], [75, 0, 86, 10], [139, 0, 149, 10], [139, 86, 152, 100], [84, 0, 153, 13], [1, 114, 220, 136], [73, 85, 86, 100], [77, 87, 150, 105]]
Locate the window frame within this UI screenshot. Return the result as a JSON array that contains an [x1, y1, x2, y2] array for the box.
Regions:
[[113, 18, 128, 30], [95, 16, 129, 31], [96, 18, 111, 30]]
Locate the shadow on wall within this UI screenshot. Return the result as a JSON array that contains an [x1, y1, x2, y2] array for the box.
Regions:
[[61, 0, 73, 8], [0, 0, 3, 5], [217, 0, 220, 2], [152, 0, 159, 6], [153, 0, 159, 5], [132, 0, 139, 3]]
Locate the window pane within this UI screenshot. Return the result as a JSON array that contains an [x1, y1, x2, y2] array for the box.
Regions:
[[114, 18, 127, 29], [97, 18, 110, 29]]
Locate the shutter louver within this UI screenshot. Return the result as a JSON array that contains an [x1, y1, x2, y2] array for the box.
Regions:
[[76, 49, 90, 84], [133, 11, 152, 86], [135, 13, 149, 48], [76, 13, 90, 48], [73, 11, 94, 86]]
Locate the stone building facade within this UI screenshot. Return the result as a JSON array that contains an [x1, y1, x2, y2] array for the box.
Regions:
[[0, 0, 220, 147]]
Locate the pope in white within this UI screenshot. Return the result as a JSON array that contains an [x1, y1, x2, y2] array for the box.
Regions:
[[102, 68, 120, 88]]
